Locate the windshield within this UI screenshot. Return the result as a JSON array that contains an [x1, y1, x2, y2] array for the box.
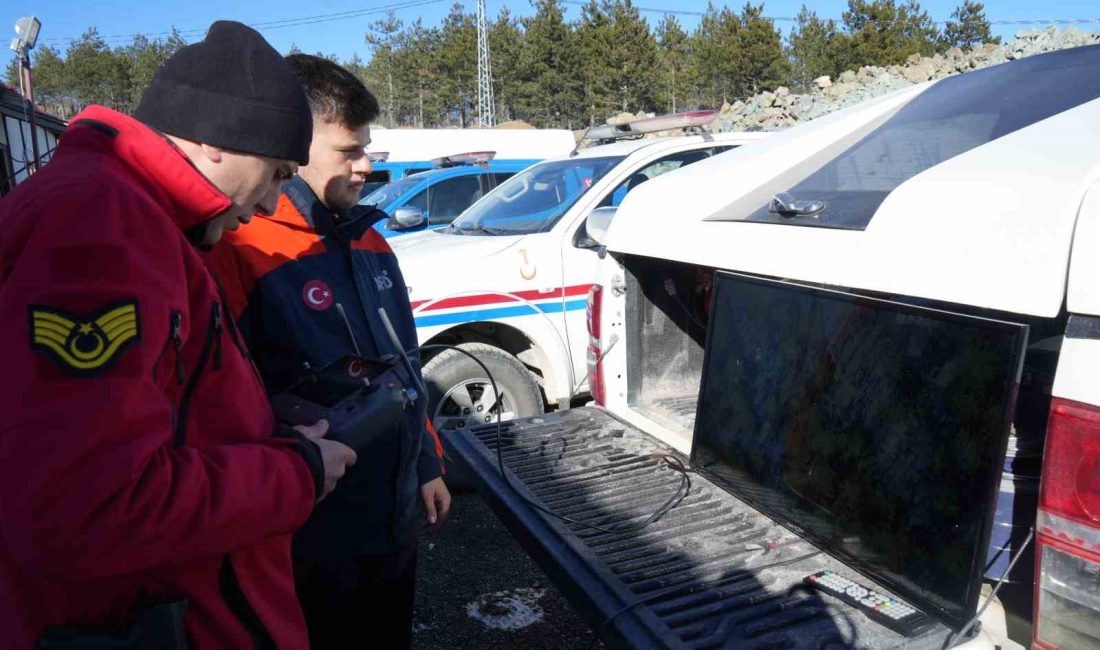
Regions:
[[360, 174, 427, 211], [450, 156, 624, 236]]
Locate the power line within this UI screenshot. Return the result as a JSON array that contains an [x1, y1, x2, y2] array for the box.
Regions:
[[39, 0, 446, 47]]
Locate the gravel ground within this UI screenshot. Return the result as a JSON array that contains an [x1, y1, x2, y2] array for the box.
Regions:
[[412, 491, 601, 649]]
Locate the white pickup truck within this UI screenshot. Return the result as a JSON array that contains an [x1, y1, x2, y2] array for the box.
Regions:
[[443, 45, 1100, 649]]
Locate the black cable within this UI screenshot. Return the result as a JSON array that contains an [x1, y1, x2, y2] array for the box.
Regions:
[[589, 548, 825, 648], [662, 278, 707, 332], [941, 527, 1035, 649], [564, 333, 620, 406], [418, 343, 693, 536], [416, 346, 828, 647], [672, 293, 707, 332]]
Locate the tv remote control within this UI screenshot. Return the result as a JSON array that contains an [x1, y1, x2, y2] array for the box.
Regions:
[[804, 570, 934, 637]]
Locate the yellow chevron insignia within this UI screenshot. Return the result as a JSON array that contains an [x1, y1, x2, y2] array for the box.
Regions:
[[29, 301, 141, 375]]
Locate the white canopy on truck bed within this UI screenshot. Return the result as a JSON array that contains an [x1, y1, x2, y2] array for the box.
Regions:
[[610, 46, 1100, 318]]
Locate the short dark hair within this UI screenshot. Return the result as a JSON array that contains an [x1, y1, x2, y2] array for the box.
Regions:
[[285, 54, 380, 128]]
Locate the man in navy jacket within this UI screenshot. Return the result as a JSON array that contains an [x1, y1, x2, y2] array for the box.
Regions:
[[207, 54, 449, 649]]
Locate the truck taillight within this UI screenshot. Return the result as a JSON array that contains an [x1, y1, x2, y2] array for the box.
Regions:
[[586, 285, 605, 405], [1033, 398, 1100, 650]]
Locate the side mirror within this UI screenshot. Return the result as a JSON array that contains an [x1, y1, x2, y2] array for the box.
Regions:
[[584, 206, 618, 247], [388, 206, 426, 231]]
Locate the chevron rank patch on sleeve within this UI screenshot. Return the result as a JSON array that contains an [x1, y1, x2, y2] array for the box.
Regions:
[[28, 300, 142, 376]]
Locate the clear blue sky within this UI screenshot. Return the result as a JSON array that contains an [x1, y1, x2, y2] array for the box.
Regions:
[[4, 0, 1098, 68]]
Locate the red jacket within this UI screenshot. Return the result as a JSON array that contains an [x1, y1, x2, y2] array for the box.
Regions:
[[0, 106, 316, 648]]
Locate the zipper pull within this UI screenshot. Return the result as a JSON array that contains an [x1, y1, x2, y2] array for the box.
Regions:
[[212, 303, 224, 371], [171, 310, 185, 385]]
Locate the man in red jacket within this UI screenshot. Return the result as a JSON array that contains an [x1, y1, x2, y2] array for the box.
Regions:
[[0, 21, 356, 649]]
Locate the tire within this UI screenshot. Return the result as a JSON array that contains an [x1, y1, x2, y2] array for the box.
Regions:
[[422, 343, 544, 491]]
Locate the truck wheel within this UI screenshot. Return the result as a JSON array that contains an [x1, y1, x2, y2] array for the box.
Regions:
[[423, 343, 544, 490]]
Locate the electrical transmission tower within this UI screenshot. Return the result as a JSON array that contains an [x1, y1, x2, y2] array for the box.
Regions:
[[476, 0, 495, 127]]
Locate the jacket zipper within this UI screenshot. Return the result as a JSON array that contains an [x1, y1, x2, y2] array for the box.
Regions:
[[209, 272, 252, 360], [153, 310, 186, 385], [212, 303, 224, 371], [173, 301, 221, 447], [171, 311, 185, 384], [219, 555, 275, 650], [208, 275, 270, 395]]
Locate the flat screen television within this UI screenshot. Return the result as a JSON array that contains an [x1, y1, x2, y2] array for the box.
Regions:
[[690, 271, 1028, 630]]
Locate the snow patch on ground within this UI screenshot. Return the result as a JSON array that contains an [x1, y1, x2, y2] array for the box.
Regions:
[[465, 587, 547, 631]]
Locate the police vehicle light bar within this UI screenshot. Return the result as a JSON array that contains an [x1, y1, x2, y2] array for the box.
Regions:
[[586, 110, 718, 142], [367, 151, 390, 163], [432, 151, 496, 168]]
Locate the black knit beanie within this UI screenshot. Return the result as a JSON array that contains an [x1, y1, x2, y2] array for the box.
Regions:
[[135, 21, 312, 164]]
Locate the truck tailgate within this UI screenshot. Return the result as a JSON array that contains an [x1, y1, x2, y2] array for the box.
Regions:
[[448, 406, 968, 649]]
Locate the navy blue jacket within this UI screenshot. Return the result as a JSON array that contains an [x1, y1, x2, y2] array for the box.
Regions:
[[208, 176, 443, 559]]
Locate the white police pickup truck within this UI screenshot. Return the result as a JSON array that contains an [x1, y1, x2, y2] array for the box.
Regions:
[[440, 46, 1100, 649], [390, 114, 766, 435]]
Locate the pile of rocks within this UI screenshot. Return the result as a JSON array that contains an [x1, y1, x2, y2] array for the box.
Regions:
[[717, 27, 1100, 132]]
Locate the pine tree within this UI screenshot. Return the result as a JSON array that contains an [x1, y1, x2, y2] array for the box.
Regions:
[[365, 12, 434, 127], [489, 7, 523, 122], [838, 0, 942, 69], [898, 0, 942, 53], [122, 30, 185, 114], [576, 1, 659, 123], [365, 13, 401, 126], [942, 0, 999, 49], [400, 20, 444, 127], [788, 6, 842, 91], [736, 3, 788, 95], [692, 2, 741, 107], [574, 0, 615, 124], [436, 3, 477, 126], [656, 14, 693, 113], [62, 30, 132, 113], [607, 1, 659, 115], [515, 0, 581, 127]]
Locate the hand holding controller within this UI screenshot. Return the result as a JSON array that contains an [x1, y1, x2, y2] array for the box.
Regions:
[[295, 420, 357, 500], [271, 355, 416, 455]]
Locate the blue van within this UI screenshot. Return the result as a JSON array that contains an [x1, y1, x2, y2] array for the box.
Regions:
[[360, 157, 535, 238]]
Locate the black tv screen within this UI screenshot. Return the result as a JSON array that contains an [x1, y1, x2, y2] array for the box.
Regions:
[[690, 272, 1028, 630]]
